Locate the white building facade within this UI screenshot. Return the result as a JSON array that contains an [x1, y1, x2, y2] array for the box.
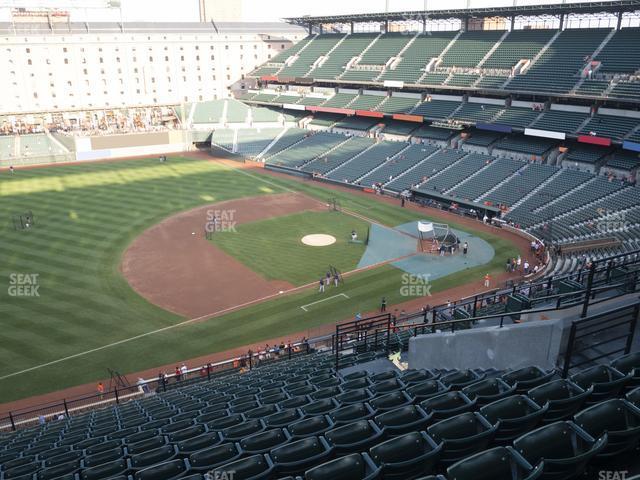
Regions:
[[0, 21, 304, 114]]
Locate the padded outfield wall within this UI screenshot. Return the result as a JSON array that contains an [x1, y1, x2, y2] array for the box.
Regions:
[[74, 130, 194, 161]]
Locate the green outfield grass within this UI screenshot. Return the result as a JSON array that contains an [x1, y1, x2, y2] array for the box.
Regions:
[[0, 157, 518, 404], [211, 210, 369, 285]]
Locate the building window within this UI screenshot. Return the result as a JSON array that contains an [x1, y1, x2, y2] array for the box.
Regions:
[[27, 59, 32, 65], [64, 58, 69, 64]]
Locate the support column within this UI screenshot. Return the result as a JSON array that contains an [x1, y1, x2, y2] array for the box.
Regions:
[[559, 13, 564, 31], [511, 15, 515, 31], [423, 16, 426, 33], [308, 22, 312, 35], [617, 11, 623, 30], [385, 20, 389, 32], [320, 24, 323, 34], [351, 21, 354, 34]]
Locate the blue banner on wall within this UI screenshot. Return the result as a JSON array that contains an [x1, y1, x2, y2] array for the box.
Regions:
[[476, 122, 512, 134], [623, 140, 640, 153]]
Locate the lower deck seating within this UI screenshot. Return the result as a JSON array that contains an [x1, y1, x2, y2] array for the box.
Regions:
[[2, 350, 637, 480]]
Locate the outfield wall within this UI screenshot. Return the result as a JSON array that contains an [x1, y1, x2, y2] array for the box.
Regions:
[[74, 130, 193, 162]]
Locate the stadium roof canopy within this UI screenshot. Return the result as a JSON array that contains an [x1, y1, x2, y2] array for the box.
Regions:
[[284, 0, 640, 25]]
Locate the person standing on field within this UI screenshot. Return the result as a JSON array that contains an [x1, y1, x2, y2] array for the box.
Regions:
[[380, 297, 387, 312], [319, 277, 325, 293]]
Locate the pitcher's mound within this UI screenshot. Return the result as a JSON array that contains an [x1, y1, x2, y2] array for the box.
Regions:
[[301, 234, 336, 247]]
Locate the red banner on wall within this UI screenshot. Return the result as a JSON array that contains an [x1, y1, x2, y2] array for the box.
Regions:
[[392, 113, 423, 123], [260, 75, 279, 82], [306, 106, 355, 115], [356, 110, 384, 118], [577, 135, 612, 147]]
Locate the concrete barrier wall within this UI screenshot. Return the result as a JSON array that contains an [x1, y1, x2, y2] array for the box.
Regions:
[[90, 132, 170, 150], [407, 320, 564, 371]]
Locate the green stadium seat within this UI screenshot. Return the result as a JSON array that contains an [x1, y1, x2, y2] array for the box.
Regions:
[[80, 459, 128, 480], [133, 459, 189, 480], [301, 398, 340, 416], [3, 461, 41, 479], [130, 444, 178, 470], [324, 419, 385, 455], [369, 391, 413, 412], [304, 453, 381, 480], [369, 431, 442, 480], [462, 378, 516, 407], [221, 419, 265, 442], [427, 412, 497, 467], [141, 419, 171, 431], [329, 402, 376, 426], [342, 370, 369, 381], [37, 446, 71, 461], [370, 378, 405, 396], [127, 436, 167, 455], [36, 460, 80, 480], [230, 401, 261, 414], [527, 379, 591, 424], [125, 429, 161, 445], [279, 396, 312, 409], [513, 421, 607, 480], [83, 446, 126, 467], [208, 414, 245, 431], [168, 424, 206, 443], [85, 439, 122, 455], [440, 370, 486, 390], [399, 369, 440, 386], [502, 367, 557, 394], [571, 365, 631, 405], [188, 443, 242, 472], [239, 428, 290, 455], [335, 388, 373, 405], [406, 380, 450, 403], [479, 395, 548, 444], [245, 404, 279, 419], [374, 405, 432, 436], [627, 387, 640, 407], [446, 446, 543, 480], [175, 432, 222, 455], [43, 450, 83, 468], [270, 436, 333, 476], [264, 408, 304, 428], [574, 399, 640, 458], [287, 415, 334, 439], [107, 427, 140, 440], [611, 352, 640, 389], [342, 377, 372, 391], [420, 392, 476, 421]]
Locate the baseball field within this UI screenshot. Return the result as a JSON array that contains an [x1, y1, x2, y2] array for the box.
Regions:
[[0, 156, 521, 405]]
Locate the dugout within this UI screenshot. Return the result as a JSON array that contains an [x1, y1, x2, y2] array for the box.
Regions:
[[410, 189, 500, 221]]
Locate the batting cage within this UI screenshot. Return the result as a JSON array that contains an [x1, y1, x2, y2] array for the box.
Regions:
[[418, 221, 459, 252]]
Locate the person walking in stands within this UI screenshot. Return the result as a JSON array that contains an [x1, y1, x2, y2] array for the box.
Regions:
[[484, 273, 491, 288], [97, 382, 105, 399], [319, 277, 325, 293], [380, 297, 387, 312], [463, 241, 468, 255]]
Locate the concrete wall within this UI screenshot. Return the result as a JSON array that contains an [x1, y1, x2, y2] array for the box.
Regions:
[[407, 320, 564, 371]]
